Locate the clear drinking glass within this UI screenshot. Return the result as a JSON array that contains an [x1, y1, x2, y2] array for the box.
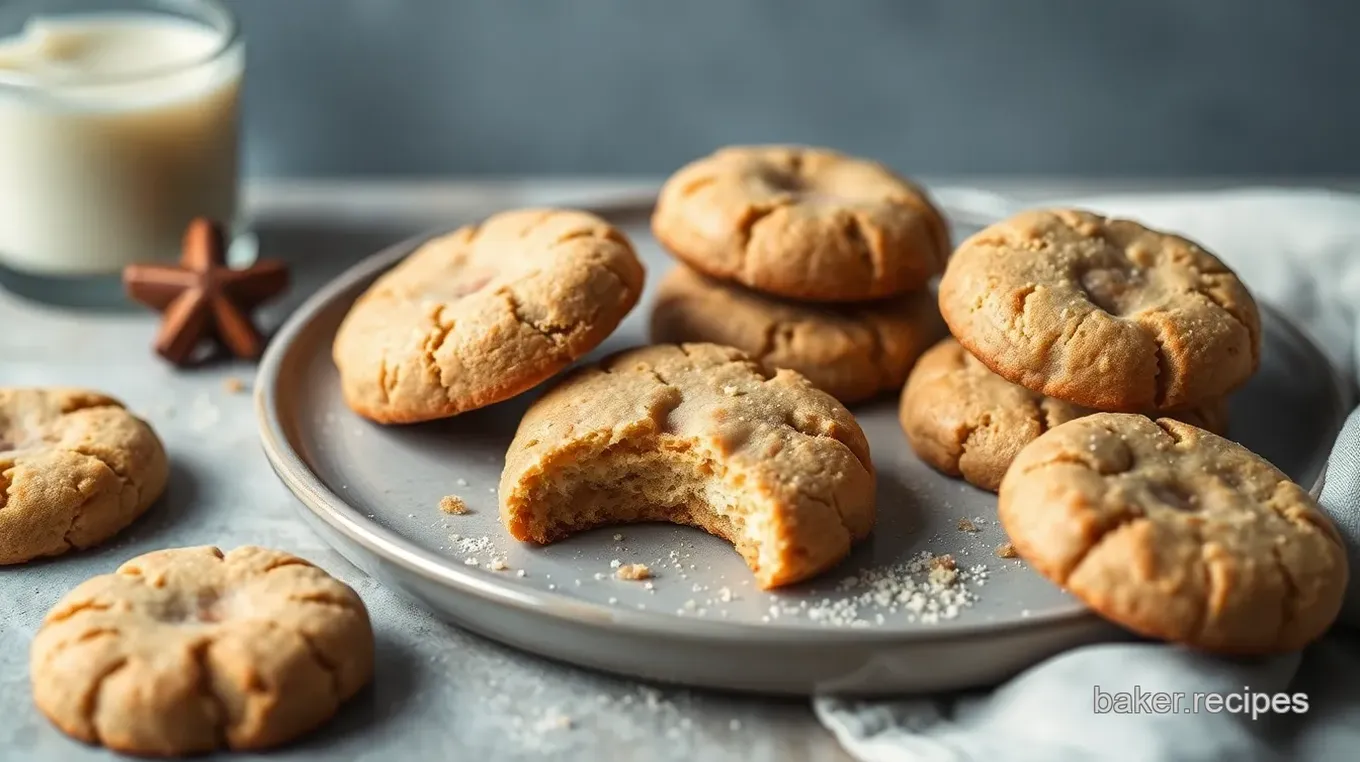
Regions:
[[0, 0, 244, 309]]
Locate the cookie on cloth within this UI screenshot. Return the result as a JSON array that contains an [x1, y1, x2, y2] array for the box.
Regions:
[[649, 265, 944, 404], [499, 343, 876, 589], [900, 338, 1229, 492], [652, 145, 950, 302], [0, 388, 167, 565], [30, 546, 374, 755], [999, 413, 1346, 654], [333, 209, 646, 423], [938, 209, 1260, 411]]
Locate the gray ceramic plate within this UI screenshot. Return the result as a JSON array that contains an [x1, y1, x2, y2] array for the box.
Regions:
[[256, 195, 1349, 696]]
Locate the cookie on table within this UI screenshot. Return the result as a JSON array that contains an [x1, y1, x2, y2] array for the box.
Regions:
[[999, 414, 1346, 654], [652, 145, 950, 302], [900, 338, 1229, 492], [333, 209, 646, 424], [499, 343, 875, 589], [649, 265, 944, 404], [938, 209, 1260, 411], [30, 546, 374, 755], [0, 388, 168, 565]]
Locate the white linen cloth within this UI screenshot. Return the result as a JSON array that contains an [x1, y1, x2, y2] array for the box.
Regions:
[[816, 189, 1360, 762]]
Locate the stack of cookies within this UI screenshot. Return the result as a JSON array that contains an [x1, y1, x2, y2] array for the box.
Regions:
[[901, 208, 1254, 492], [907, 209, 1348, 654], [648, 145, 952, 405]]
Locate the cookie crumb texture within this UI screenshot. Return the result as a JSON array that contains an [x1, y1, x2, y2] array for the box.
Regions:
[[30, 546, 375, 755], [0, 388, 168, 565], [652, 145, 950, 302], [939, 209, 1260, 411], [900, 338, 1229, 492], [499, 343, 876, 589], [438, 495, 468, 514], [333, 208, 646, 424], [650, 265, 944, 404], [999, 414, 1347, 654]]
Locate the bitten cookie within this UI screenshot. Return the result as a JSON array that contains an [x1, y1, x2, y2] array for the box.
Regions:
[[650, 265, 944, 404], [900, 338, 1229, 492], [499, 343, 876, 589], [333, 209, 646, 423], [999, 414, 1346, 654], [938, 209, 1260, 411], [652, 145, 950, 302], [0, 388, 168, 565], [30, 546, 374, 755]]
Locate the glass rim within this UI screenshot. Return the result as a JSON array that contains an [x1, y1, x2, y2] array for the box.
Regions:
[[0, 0, 240, 91]]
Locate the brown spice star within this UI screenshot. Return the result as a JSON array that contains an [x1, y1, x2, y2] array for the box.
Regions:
[[123, 218, 289, 366]]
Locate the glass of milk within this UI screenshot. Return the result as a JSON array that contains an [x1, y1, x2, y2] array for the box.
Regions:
[[0, 0, 242, 308]]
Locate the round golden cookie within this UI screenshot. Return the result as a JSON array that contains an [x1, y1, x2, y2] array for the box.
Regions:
[[30, 546, 375, 755], [999, 414, 1346, 654], [652, 145, 950, 302], [938, 209, 1260, 411], [649, 265, 944, 404], [333, 208, 646, 423], [499, 343, 876, 589], [0, 388, 168, 565], [900, 338, 1229, 492]]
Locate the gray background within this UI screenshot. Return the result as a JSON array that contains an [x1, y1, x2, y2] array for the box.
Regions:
[[228, 0, 1360, 178]]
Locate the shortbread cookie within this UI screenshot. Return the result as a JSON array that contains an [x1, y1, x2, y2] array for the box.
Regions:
[[938, 209, 1260, 411], [652, 145, 950, 302], [333, 209, 646, 423], [901, 338, 1228, 491], [0, 389, 168, 565], [31, 546, 374, 755], [500, 343, 875, 588], [650, 265, 944, 404], [999, 414, 1346, 654]]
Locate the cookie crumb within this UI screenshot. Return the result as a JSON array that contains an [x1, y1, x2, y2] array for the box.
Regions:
[[928, 555, 959, 587], [957, 518, 979, 533], [439, 495, 468, 515], [615, 563, 652, 581], [488, 557, 508, 571], [996, 542, 1018, 559], [613, 533, 624, 541], [222, 377, 246, 394]]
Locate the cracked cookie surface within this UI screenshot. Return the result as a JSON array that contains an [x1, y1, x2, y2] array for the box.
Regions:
[[499, 343, 876, 588], [938, 209, 1260, 411], [0, 388, 168, 565], [333, 208, 646, 423], [998, 413, 1346, 654], [650, 265, 944, 404], [30, 546, 374, 755], [651, 145, 950, 302], [901, 338, 1228, 492]]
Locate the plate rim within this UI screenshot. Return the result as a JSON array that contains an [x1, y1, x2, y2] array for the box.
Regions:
[[255, 189, 1350, 647]]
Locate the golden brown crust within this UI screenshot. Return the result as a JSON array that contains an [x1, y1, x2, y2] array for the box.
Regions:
[[333, 209, 646, 424], [900, 338, 1228, 492], [0, 388, 168, 565], [652, 145, 950, 302], [998, 414, 1346, 654], [649, 265, 944, 404], [499, 343, 875, 589], [30, 546, 374, 755], [938, 209, 1260, 411]]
